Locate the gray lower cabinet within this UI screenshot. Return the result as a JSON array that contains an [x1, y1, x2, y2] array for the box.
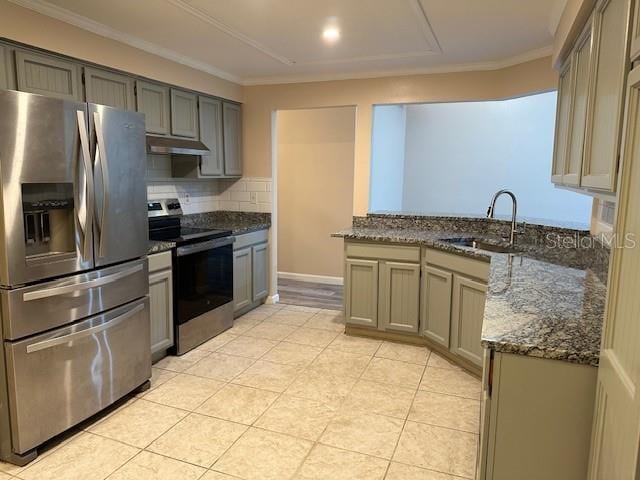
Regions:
[[379, 261, 420, 333], [252, 243, 269, 301], [233, 230, 269, 314], [199, 96, 224, 176], [479, 351, 596, 480], [223, 102, 242, 176], [233, 248, 253, 312], [450, 274, 486, 366], [171, 88, 199, 138], [84, 67, 135, 110], [14, 50, 82, 101], [421, 265, 453, 347], [148, 251, 174, 357], [136, 80, 170, 135], [345, 258, 379, 328]]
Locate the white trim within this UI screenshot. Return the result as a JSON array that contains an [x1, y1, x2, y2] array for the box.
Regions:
[[243, 45, 554, 86], [278, 271, 344, 286], [8, 0, 242, 83], [265, 293, 280, 304]]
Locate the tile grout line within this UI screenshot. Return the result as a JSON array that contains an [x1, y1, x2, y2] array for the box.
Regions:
[[382, 349, 430, 479]]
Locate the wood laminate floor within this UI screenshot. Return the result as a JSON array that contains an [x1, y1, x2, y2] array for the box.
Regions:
[[277, 277, 343, 310]]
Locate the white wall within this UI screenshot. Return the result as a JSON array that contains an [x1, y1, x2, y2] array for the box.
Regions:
[[369, 105, 406, 212], [370, 92, 593, 224], [147, 155, 272, 214]]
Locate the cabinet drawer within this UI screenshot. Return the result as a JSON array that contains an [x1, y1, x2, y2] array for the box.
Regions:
[[234, 229, 269, 250], [5, 297, 150, 453], [423, 247, 489, 281], [346, 242, 420, 262], [149, 251, 172, 273]]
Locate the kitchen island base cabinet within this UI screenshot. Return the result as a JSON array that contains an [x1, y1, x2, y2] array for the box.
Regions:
[[478, 351, 596, 480], [420, 265, 453, 348], [345, 258, 379, 328], [343, 240, 487, 373], [233, 230, 269, 317], [148, 251, 174, 362], [379, 261, 420, 334], [451, 275, 487, 366]]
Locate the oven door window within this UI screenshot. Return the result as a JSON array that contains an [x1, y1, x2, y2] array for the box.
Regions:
[[174, 243, 233, 324]]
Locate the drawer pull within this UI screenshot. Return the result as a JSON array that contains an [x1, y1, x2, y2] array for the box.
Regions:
[[26, 303, 145, 353], [23, 264, 143, 302]]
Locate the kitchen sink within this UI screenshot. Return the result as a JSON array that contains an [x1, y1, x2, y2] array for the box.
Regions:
[[443, 237, 522, 254]]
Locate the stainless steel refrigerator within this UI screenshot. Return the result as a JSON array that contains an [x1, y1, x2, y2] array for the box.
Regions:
[[0, 90, 151, 465]]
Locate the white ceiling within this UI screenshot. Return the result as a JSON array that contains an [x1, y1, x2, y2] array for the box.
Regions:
[[9, 0, 563, 85]]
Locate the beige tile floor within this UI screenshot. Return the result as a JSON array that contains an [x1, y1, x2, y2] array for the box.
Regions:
[[0, 303, 481, 480]]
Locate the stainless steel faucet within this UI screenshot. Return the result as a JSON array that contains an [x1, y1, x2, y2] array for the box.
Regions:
[[486, 189, 518, 246]]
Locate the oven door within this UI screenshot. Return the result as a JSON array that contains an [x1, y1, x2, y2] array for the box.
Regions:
[[174, 237, 234, 325]]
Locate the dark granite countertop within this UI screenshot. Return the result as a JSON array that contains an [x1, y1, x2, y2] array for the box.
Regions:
[[333, 226, 606, 366], [148, 240, 176, 255], [147, 211, 271, 255]]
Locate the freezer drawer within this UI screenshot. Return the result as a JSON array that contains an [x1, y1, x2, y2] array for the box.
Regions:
[[1, 258, 148, 340], [4, 297, 150, 454]]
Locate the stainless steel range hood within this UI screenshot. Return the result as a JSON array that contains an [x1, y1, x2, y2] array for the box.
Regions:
[[146, 135, 210, 156]]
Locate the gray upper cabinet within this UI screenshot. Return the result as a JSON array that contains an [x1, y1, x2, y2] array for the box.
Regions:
[[379, 261, 420, 334], [582, 0, 631, 191], [252, 243, 269, 302], [136, 81, 170, 135], [450, 274, 486, 367], [199, 96, 224, 176], [223, 102, 242, 176], [15, 50, 82, 101], [421, 265, 453, 347], [0, 44, 13, 90], [564, 20, 593, 187], [84, 67, 135, 110], [551, 61, 573, 185], [631, 0, 640, 60], [171, 89, 199, 138]]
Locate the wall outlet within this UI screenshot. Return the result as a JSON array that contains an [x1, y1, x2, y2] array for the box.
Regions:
[[183, 193, 191, 204], [250, 192, 258, 204]]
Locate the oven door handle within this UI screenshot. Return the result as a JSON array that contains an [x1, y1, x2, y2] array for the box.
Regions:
[[176, 237, 235, 257], [25, 303, 145, 353]]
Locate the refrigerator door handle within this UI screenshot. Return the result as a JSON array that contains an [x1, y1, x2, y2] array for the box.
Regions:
[[93, 111, 110, 259], [76, 110, 94, 261], [25, 302, 145, 353], [22, 263, 144, 302]]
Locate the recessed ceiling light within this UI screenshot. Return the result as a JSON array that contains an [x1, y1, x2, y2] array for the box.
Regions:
[[322, 26, 340, 43]]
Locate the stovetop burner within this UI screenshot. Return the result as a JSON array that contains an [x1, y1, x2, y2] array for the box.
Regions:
[[149, 219, 231, 245]]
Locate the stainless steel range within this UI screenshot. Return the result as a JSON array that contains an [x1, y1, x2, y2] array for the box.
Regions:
[[148, 199, 234, 355], [0, 90, 150, 465]]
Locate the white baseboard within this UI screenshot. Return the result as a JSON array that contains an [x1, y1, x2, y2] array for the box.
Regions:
[[266, 293, 280, 304], [278, 271, 344, 286]]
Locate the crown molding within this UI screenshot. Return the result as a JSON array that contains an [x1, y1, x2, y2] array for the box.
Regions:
[[8, 0, 242, 83], [242, 45, 554, 86]]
